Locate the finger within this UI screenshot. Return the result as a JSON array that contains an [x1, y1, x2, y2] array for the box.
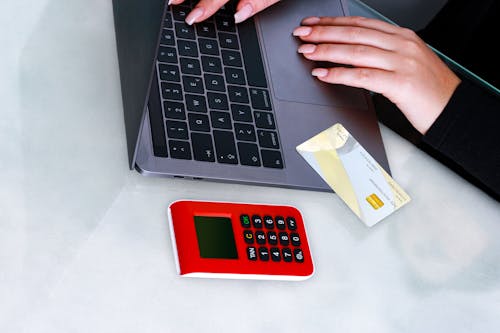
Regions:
[[299, 43, 397, 71], [301, 16, 401, 35], [293, 25, 399, 51], [185, 0, 230, 25], [311, 67, 395, 96], [235, 0, 280, 23]]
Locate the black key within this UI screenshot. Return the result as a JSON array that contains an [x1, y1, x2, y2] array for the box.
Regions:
[[255, 231, 266, 245], [267, 231, 278, 246], [258, 247, 270, 261], [198, 38, 220, 55], [275, 216, 286, 230], [264, 216, 274, 229], [293, 249, 305, 263], [201, 56, 222, 73], [180, 57, 201, 75], [237, 142, 261, 167], [188, 113, 210, 132], [261, 149, 284, 169], [279, 232, 290, 246], [225, 67, 246, 85], [185, 94, 207, 113], [222, 50, 243, 67], [164, 12, 173, 29], [238, 19, 268, 87], [178, 40, 199, 57], [290, 233, 301, 246], [161, 82, 183, 100], [164, 101, 186, 120], [166, 120, 189, 140], [219, 32, 239, 49], [158, 46, 178, 64], [213, 130, 238, 164], [207, 92, 229, 110], [257, 130, 280, 149], [172, 6, 189, 21], [159, 64, 180, 82], [282, 248, 293, 262], [169, 140, 192, 160], [175, 22, 195, 39], [161, 29, 175, 46], [231, 104, 253, 122], [254, 111, 276, 129], [228, 85, 249, 103], [204, 74, 226, 92], [234, 123, 256, 142], [243, 230, 254, 244], [148, 71, 168, 157], [210, 111, 232, 130], [196, 22, 216, 38], [182, 76, 204, 94], [240, 214, 251, 228], [286, 217, 297, 230], [218, 2, 235, 14], [270, 247, 281, 262], [191, 132, 215, 162], [247, 247, 257, 261], [250, 88, 272, 110], [216, 16, 236, 32], [252, 215, 263, 228]]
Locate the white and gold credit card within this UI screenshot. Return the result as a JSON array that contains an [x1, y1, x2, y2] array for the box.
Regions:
[[296, 123, 411, 227]]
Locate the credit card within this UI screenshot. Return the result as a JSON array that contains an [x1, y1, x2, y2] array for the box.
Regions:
[[296, 123, 411, 227]]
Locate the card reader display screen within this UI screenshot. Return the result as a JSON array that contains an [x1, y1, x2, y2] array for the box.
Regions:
[[194, 216, 238, 259]]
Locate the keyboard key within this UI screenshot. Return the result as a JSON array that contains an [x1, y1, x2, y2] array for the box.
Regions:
[[257, 130, 280, 149], [172, 6, 189, 21], [243, 230, 254, 244], [180, 57, 201, 75], [182, 75, 204, 94], [224, 67, 246, 85], [191, 132, 216, 162], [227, 85, 249, 103], [270, 247, 281, 262], [216, 16, 236, 32], [293, 249, 305, 263], [255, 231, 266, 245], [204, 74, 226, 92], [254, 111, 276, 129], [201, 56, 222, 73], [161, 82, 183, 100], [164, 101, 186, 120], [196, 21, 216, 38], [188, 113, 210, 132], [159, 64, 180, 82], [207, 92, 229, 110], [261, 149, 284, 169], [231, 104, 253, 122], [169, 140, 192, 160], [198, 38, 220, 55], [279, 232, 290, 246], [219, 32, 239, 49], [178, 40, 199, 57], [148, 71, 168, 157], [237, 142, 261, 167], [264, 216, 274, 229], [238, 19, 267, 87], [252, 215, 263, 228], [164, 12, 173, 29], [286, 217, 297, 230], [250, 88, 272, 110], [258, 247, 270, 261], [175, 22, 195, 39], [275, 216, 286, 230], [185, 94, 207, 113], [282, 248, 293, 262], [240, 214, 251, 228], [213, 130, 238, 164], [210, 111, 232, 129], [247, 247, 257, 261], [161, 29, 175, 46], [166, 120, 189, 140], [158, 46, 178, 64], [267, 231, 278, 245], [290, 233, 301, 246], [221, 50, 243, 67], [234, 123, 256, 142]]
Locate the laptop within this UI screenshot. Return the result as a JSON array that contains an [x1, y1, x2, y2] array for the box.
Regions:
[[112, 0, 389, 191]]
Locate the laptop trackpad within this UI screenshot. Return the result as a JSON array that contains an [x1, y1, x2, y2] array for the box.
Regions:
[[257, 0, 368, 110]]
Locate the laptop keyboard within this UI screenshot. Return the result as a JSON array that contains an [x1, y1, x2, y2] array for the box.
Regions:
[[148, 1, 284, 169]]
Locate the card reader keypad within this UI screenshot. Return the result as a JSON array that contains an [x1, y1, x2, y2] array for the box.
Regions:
[[241, 214, 305, 263]]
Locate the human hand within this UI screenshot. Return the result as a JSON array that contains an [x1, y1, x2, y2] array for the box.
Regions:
[[293, 16, 461, 134], [169, 0, 280, 25]]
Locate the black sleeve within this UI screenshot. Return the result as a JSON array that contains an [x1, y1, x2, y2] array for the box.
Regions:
[[421, 79, 500, 199]]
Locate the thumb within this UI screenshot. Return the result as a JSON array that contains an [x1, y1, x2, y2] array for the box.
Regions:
[[234, 0, 280, 23]]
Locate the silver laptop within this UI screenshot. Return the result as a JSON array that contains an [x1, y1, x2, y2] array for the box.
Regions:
[[112, 0, 389, 191]]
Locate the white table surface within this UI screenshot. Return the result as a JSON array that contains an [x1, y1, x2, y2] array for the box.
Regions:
[[1, 1, 499, 332]]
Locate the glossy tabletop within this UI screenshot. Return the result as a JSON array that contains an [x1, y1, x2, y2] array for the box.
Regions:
[[1, 1, 499, 332]]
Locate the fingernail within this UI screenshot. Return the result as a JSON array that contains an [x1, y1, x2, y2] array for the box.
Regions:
[[293, 26, 312, 37], [302, 16, 321, 25], [298, 44, 316, 54], [312, 68, 329, 77], [234, 4, 253, 24], [167, 0, 174, 5], [185, 7, 204, 25]]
